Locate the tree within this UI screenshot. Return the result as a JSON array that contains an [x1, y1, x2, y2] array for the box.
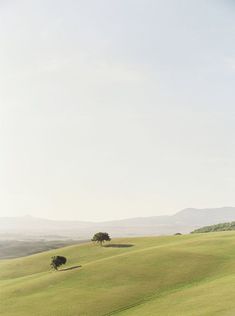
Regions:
[[91, 232, 111, 246], [50, 256, 67, 270]]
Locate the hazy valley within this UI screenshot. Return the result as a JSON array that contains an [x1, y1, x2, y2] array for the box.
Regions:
[[2, 207, 235, 241]]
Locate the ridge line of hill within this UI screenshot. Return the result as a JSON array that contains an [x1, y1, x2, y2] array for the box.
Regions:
[[2, 207, 235, 240]]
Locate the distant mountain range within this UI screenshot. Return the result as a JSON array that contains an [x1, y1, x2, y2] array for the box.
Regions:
[[1, 207, 235, 240]]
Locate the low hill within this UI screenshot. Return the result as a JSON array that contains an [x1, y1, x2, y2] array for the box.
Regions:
[[1, 207, 235, 239], [2, 232, 235, 315], [191, 221, 235, 233], [0, 239, 88, 259]]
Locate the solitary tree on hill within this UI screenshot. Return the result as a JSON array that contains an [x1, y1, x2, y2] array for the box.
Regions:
[[92, 232, 111, 246], [50, 256, 67, 270]]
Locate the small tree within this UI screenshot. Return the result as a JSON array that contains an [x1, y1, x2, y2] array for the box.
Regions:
[[50, 256, 67, 270], [92, 232, 111, 246]]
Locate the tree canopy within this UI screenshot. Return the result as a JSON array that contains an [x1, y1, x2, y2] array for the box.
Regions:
[[50, 255, 67, 270], [91, 232, 111, 246]]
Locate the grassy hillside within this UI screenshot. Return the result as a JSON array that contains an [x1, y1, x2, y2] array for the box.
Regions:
[[1, 233, 235, 315], [191, 221, 235, 234]]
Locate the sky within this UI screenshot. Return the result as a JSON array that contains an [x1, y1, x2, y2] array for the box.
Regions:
[[0, 0, 235, 221]]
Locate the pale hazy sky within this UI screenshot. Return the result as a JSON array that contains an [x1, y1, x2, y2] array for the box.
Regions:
[[1, 0, 235, 221]]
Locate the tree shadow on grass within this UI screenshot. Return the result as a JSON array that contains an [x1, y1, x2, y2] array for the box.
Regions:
[[59, 265, 82, 272], [104, 244, 134, 248]]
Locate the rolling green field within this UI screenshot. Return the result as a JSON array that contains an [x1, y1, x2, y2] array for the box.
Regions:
[[1, 232, 235, 315]]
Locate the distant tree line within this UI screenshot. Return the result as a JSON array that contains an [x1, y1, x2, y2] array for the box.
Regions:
[[191, 221, 235, 234]]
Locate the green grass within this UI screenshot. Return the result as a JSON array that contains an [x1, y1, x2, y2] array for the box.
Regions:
[[1, 232, 235, 315]]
